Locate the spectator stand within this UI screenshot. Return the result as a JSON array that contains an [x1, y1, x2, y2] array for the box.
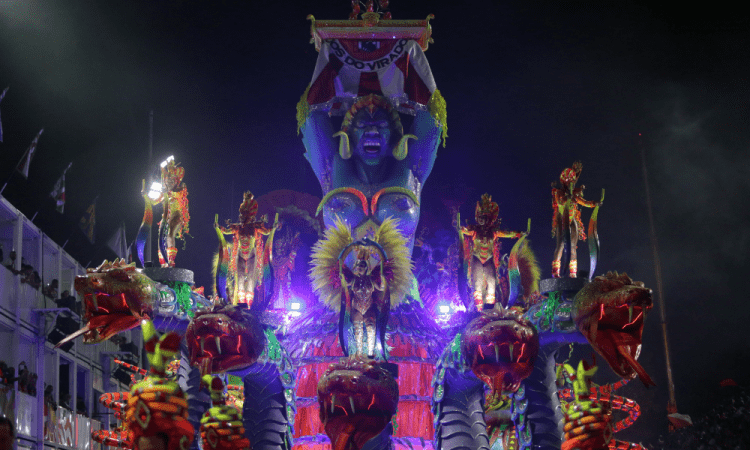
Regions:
[[1, 195, 138, 450]]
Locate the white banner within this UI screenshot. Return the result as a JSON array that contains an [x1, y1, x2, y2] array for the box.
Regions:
[[92, 369, 103, 392], [55, 407, 76, 447], [15, 392, 37, 438], [77, 414, 91, 450]]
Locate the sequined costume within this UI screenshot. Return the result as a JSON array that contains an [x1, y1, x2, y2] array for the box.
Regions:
[[217, 191, 274, 306], [310, 218, 412, 358], [145, 159, 190, 268], [126, 320, 193, 450], [272, 231, 300, 307], [551, 162, 600, 278], [460, 194, 525, 310]]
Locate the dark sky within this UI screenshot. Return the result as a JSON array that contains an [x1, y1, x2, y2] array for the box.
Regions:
[[1, 1, 749, 445]]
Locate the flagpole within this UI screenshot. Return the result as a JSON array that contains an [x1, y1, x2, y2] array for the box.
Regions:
[[1, 128, 44, 195], [0, 177, 11, 195], [639, 134, 679, 424]]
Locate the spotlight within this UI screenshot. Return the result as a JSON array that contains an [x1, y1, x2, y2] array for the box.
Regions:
[[290, 302, 301, 311], [438, 304, 450, 314], [159, 155, 174, 168], [147, 181, 162, 200]]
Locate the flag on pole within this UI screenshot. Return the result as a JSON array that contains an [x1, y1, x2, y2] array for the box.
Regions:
[[50, 162, 72, 213], [0, 87, 8, 143], [107, 223, 128, 260], [16, 128, 44, 178], [79, 197, 97, 243]]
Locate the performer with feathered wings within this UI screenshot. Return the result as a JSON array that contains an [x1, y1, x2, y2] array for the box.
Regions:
[[215, 191, 278, 307], [310, 218, 412, 359]]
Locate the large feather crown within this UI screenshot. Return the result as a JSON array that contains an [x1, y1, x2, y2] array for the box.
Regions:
[[310, 217, 413, 311]]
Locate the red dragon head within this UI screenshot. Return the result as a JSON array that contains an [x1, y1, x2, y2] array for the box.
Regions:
[[185, 303, 266, 376], [317, 356, 399, 450], [462, 306, 539, 394], [57, 259, 157, 347], [573, 271, 655, 386]]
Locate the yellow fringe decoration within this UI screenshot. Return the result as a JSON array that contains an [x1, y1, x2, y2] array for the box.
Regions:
[[428, 88, 448, 148], [309, 218, 354, 311], [296, 84, 312, 135], [309, 218, 413, 310], [517, 239, 541, 299], [373, 217, 413, 308]]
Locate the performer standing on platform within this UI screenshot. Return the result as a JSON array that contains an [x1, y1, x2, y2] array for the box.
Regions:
[[460, 193, 526, 310], [551, 161, 601, 278], [216, 192, 276, 306]]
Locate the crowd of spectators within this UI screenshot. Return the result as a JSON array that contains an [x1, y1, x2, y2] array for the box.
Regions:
[[2, 244, 80, 314], [2, 247, 43, 291]]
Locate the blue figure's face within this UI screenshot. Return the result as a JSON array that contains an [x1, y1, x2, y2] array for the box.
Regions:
[[349, 108, 394, 165]]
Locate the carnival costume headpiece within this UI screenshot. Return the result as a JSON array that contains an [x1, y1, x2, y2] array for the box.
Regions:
[[310, 217, 412, 312], [238, 191, 258, 223], [126, 320, 194, 450], [340, 94, 403, 135], [560, 161, 583, 187], [475, 193, 500, 225], [161, 160, 185, 191], [333, 94, 417, 161]]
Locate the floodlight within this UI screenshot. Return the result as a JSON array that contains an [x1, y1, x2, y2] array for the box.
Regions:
[[148, 181, 162, 200], [159, 155, 175, 168], [438, 304, 450, 314], [290, 302, 301, 311]]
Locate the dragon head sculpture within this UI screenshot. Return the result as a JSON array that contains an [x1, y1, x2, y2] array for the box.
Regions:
[[185, 303, 266, 375], [462, 306, 539, 394], [57, 259, 158, 347], [317, 356, 399, 450], [573, 271, 655, 386]]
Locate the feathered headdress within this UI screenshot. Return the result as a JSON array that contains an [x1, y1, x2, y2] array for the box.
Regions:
[[340, 94, 403, 135], [475, 193, 500, 225], [310, 217, 413, 311], [238, 191, 258, 223], [559, 161, 583, 186], [161, 160, 185, 190]]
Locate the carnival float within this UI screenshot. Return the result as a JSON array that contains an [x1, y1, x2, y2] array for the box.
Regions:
[[57, 2, 657, 450]]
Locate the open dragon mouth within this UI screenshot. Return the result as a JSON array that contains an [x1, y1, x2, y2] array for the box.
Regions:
[[56, 261, 154, 348], [80, 292, 142, 343], [185, 304, 265, 375], [574, 272, 655, 386], [318, 357, 398, 450], [462, 307, 539, 394]]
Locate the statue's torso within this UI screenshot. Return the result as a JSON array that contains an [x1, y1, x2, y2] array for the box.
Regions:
[[324, 160, 421, 253], [351, 275, 376, 315]]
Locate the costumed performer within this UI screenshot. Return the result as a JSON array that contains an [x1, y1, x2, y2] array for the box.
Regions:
[[310, 217, 412, 358], [460, 194, 528, 311], [551, 162, 602, 278]]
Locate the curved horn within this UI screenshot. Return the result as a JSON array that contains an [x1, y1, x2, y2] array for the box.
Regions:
[[392, 134, 417, 161], [333, 131, 352, 159]]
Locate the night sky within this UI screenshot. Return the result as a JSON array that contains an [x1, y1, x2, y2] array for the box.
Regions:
[[1, 1, 748, 445]]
